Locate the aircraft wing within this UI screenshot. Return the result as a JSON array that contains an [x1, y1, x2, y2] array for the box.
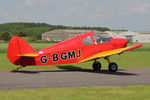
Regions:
[[80, 44, 142, 62]]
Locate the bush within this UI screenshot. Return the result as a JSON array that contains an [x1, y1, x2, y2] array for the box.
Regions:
[[22, 37, 37, 42], [0, 32, 11, 41]]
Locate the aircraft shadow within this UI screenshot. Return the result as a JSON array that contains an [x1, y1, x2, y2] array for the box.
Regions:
[[11, 65, 138, 76], [56, 65, 138, 76]]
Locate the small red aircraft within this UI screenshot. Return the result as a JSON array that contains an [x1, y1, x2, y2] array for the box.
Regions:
[[7, 32, 142, 72]]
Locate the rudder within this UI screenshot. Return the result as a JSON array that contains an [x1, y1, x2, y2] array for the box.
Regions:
[[7, 36, 36, 65]]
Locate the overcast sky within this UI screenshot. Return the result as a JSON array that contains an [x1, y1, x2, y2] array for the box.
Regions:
[[0, 0, 150, 30]]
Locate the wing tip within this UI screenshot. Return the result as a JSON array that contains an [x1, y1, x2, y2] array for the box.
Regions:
[[123, 44, 143, 52]]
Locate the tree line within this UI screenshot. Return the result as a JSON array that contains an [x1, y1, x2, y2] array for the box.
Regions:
[[0, 22, 110, 41]]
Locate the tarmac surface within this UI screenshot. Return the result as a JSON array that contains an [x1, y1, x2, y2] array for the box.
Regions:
[[0, 66, 150, 90]]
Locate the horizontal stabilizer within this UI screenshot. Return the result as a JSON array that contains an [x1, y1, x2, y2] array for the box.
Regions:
[[17, 54, 39, 57]]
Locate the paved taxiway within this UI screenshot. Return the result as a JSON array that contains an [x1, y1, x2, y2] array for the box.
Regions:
[[0, 67, 150, 90]]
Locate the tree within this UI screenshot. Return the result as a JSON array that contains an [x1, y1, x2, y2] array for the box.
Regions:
[[0, 32, 11, 41], [15, 30, 28, 37]]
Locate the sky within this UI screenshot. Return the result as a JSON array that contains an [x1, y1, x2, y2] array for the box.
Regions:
[[0, 0, 150, 30]]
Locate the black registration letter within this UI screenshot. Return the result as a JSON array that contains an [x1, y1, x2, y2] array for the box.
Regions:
[[76, 49, 81, 58], [68, 51, 75, 59], [40, 56, 47, 63], [53, 54, 59, 61], [61, 52, 67, 60]]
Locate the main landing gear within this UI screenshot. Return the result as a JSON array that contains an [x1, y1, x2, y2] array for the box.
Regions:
[[12, 65, 26, 72], [92, 59, 101, 71], [92, 56, 118, 72]]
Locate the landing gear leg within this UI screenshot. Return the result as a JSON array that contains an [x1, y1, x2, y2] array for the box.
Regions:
[[92, 59, 101, 71], [105, 56, 118, 72], [12, 65, 26, 72]]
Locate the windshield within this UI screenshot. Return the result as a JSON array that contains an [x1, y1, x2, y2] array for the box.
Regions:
[[83, 36, 94, 45], [92, 34, 110, 43]]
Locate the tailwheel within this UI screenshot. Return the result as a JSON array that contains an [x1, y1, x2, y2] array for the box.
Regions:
[[92, 60, 101, 71], [108, 62, 118, 72], [11, 65, 26, 72]]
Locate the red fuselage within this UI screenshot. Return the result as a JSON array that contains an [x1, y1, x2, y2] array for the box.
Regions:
[[20, 32, 126, 66], [8, 32, 127, 66]]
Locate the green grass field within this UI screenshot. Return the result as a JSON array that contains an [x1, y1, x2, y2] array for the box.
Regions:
[[0, 85, 150, 100], [0, 42, 150, 70], [0, 42, 150, 100]]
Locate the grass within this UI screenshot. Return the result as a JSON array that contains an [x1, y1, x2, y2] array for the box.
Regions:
[[0, 42, 150, 100], [0, 42, 150, 70], [0, 85, 150, 100]]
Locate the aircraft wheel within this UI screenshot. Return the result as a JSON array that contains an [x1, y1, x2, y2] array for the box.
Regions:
[[108, 62, 118, 72], [92, 62, 101, 71]]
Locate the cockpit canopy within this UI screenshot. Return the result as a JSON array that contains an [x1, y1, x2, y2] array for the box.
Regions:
[[83, 33, 110, 45], [92, 34, 110, 43]]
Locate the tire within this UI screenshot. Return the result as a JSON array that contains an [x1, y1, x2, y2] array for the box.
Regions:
[[108, 62, 118, 72], [92, 62, 101, 71]]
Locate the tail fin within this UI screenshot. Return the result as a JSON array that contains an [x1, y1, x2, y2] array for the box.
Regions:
[[7, 36, 38, 65]]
